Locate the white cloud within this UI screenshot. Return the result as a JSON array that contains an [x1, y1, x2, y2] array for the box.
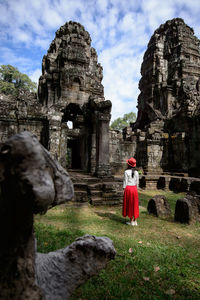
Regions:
[[13, 29, 32, 44], [34, 37, 52, 50], [29, 68, 42, 84]]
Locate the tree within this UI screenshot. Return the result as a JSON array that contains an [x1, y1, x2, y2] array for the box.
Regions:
[[0, 64, 37, 95], [110, 112, 136, 131]]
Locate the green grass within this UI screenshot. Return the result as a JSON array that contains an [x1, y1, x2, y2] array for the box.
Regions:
[[35, 190, 200, 300]]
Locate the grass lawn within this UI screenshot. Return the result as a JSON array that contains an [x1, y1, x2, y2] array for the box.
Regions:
[[35, 190, 200, 300]]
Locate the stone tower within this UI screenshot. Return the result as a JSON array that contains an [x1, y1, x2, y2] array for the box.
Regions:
[[38, 21, 104, 107], [136, 18, 200, 129], [129, 18, 200, 177], [38, 21, 111, 177]]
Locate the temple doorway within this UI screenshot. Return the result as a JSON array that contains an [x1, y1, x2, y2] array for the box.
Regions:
[[62, 103, 89, 171], [67, 137, 82, 169]]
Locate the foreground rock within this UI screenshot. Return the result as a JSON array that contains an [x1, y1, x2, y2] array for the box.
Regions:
[[0, 132, 115, 300], [36, 235, 115, 300]]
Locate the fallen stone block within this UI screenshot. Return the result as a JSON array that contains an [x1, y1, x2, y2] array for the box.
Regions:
[[174, 193, 200, 224], [147, 195, 171, 217]]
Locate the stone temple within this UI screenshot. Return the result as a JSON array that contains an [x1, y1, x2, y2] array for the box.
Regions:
[[38, 21, 112, 177], [0, 18, 200, 202]]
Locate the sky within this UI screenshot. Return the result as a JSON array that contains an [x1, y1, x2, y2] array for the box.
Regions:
[[1, 0, 200, 121]]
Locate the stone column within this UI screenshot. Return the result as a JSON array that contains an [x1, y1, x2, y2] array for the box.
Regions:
[[90, 128, 97, 175], [146, 139, 163, 174], [59, 123, 68, 168], [96, 112, 111, 177], [47, 112, 63, 161]]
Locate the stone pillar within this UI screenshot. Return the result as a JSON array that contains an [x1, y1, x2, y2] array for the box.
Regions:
[[90, 129, 97, 175], [59, 123, 68, 168], [146, 139, 163, 174], [96, 112, 111, 177], [164, 177, 170, 190], [48, 120, 61, 160], [47, 111, 63, 161]]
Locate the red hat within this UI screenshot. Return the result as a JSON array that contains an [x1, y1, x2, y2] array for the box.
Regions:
[[126, 157, 136, 167]]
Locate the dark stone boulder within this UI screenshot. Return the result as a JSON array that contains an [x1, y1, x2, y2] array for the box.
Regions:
[[147, 195, 171, 217], [175, 193, 200, 224]]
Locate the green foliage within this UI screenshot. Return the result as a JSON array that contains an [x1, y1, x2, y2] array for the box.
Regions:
[[0, 80, 16, 95], [110, 111, 136, 131], [0, 64, 37, 95], [35, 190, 200, 300]]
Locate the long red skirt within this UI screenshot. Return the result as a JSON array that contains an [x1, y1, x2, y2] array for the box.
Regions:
[[123, 185, 139, 220]]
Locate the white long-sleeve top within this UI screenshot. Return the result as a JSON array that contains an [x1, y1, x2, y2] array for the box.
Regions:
[[123, 169, 139, 188]]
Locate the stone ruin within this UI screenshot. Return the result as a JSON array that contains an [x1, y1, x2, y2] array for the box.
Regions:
[[134, 18, 200, 176], [147, 192, 200, 223], [147, 195, 171, 218], [38, 21, 111, 178], [0, 21, 111, 178], [116, 18, 200, 191], [1, 19, 200, 203], [0, 131, 116, 299], [175, 193, 200, 224]]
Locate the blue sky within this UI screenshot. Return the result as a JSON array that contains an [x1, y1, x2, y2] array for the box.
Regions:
[[1, 0, 200, 121]]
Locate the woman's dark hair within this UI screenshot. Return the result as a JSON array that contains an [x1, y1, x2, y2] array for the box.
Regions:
[[127, 165, 136, 177]]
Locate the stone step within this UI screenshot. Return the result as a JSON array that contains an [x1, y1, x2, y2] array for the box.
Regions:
[[91, 198, 121, 206], [69, 171, 122, 205], [102, 200, 121, 205], [90, 190, 102, 197], [103, 182, 121, 191], [90, 197, 103, 205], [73, 183, 88, 191], [86, 177, 101, 185], [70, 176, 100, 185], [88, 183, 103, 190], [74, 190, 88, 202]]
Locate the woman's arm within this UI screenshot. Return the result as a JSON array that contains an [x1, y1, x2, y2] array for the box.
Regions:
[[136, 171, 139, 187], [123, 171, 128, 189]]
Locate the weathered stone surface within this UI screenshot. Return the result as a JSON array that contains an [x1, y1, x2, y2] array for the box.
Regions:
[[0, 131, 73, 299], [36, 21, 112, 177], [0, 132, 115, 299], [119, 18, 200, 179], [109, 129, 137, 175], [175, 193, 200, 224], [136, 18, 200, 128], [0, 90, 48, 146], [38, 21, 104, 107], [36, 235, 116, 300], [69, 170, 123, 205], [147, 195, 171, 217]]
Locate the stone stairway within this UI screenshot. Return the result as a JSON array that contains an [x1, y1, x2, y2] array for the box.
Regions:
[[68, 170, 123, 205]]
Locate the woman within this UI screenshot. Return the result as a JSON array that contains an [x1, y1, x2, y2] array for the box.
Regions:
[[123, 157, 139, 226]]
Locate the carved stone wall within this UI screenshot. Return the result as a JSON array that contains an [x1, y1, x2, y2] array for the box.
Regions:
[[0, 91, 48, 148], [109, 129, 137, 174], [124, 18, 200, 178]]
